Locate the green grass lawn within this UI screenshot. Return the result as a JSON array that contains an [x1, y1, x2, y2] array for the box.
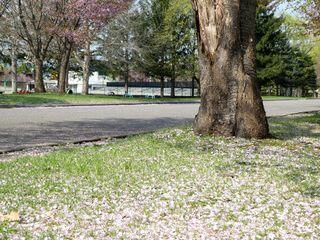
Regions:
[[0, 93, 200, 106], [0, 113, 319, 239], [262, 96, 309, 101], [0, 93, 310, 106]]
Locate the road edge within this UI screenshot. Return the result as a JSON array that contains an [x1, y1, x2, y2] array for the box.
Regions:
[[1, 110, 319, 156]]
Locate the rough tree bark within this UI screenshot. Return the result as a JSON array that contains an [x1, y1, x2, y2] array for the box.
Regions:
[[34, 58, 46, 93], [192, 0, 269, 139], [59, 41, 73, 94], [82, 39, 91, 95]]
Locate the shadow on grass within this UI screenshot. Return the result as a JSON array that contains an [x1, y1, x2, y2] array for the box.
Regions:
[[269, 114, 320, 140], [269, 114, 320, 197], [285, 166, 320, 198]]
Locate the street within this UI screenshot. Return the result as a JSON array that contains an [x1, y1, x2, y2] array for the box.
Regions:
[[1, 99, 320, 152]]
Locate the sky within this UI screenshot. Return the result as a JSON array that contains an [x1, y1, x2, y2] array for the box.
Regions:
[[275, 2, 299, 16]]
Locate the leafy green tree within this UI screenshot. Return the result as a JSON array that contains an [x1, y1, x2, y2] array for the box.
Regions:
[[256, 6, 317, 96], [284, 14, 320, 93], [256, 6, 289, 89], [98, 0, 198, 97], [283, 48, 317, 96], [99, 11, 138, 94], [161, 0, 197, 97], [284, 0, 320, 91], [132, 0, 198, 97], [134, 0, 171, 97]]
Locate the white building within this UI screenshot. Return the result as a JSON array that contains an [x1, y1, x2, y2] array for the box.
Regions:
[[68, 71, 113, 94]]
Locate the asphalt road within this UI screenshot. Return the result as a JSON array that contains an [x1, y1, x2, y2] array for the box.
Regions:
[[1, 99, 320, 152]]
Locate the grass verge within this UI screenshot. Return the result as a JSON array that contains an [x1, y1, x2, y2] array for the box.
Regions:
[[0, 93, 199, 106], [0, 113, 319, 239], [0, 93, 309, 106], [262, 96, 309, 101]]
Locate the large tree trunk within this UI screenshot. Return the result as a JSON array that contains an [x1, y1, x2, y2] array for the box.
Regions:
[[59, 42, 72, 94], [34, 59, 46, 93], [82, 40, 91, 95], [192, 0, 269, 139], [11, 43, 18, 93]]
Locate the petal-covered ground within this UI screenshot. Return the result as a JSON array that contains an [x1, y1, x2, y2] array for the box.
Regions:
[[0, 113, 319, 239]]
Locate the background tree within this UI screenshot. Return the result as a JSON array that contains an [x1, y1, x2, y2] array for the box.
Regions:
[[284, 48, 317, 96], [99, 11, 138, 94], [285, 0, 320, 92], [134, 0, 171, 97], [0, 2, 26, 93], [162, 0, 197, 97], [256, 6, 289, 91], [68, 0, 132, 95], [284, 14, 320, 93], [52, 0, 78, 94], [133, 0, 198, 98], [12, 0, 59, 92]]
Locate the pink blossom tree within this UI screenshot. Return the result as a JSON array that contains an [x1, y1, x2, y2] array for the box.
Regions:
[[59, 0, 132, 94], [6, 0, 131, 93]]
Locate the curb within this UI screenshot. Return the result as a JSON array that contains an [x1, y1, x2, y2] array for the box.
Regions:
[[0, 132, 147, 155], [0, 101, 201, 109]]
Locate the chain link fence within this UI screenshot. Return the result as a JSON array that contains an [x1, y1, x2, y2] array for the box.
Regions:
[[70, 81, 200, 97]]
